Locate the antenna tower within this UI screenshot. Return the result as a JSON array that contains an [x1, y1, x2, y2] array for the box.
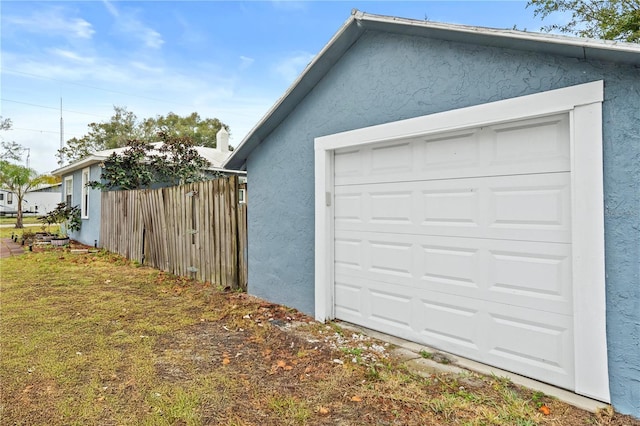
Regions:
[[60, 98, 64, 164]]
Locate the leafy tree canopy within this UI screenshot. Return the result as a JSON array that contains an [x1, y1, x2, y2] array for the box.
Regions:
[[58, 106, 140, 164], [141, 112, 228, 149], [88, 133, 215, 191], [58, 106, 229, 164], [0, 160, 58, 228], [528, 0, 640, 42], [0, 116, 24, 162]]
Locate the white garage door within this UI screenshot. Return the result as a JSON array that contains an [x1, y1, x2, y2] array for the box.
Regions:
[[333, 113, 576, 389]]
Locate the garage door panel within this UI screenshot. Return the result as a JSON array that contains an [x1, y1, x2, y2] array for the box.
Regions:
[[489, 115, 570, 168], [369, 240, 413, 277], [371, 141, 412, 174], [418, 298, 481, 351], [335, 173, 571, 243], [489, 250, 571, 306], [335, 114, 570, 186], [370, 191, 413, 224], [369, 289, 413, 329], [335, 276, 574, 388], [423, 187, 480, 226], [334, 281, 363, 316], [335, 231, 572, 315], [487, 310, 574, 387], [489, 184, 569, 232], [422, 245, 479, 289], [423, 130, 480, 171], [335, 238, 363, 270]]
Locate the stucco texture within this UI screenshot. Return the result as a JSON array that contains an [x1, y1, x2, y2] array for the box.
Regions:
[[245, 30, 640, 415], [64, 164, 101, 247]]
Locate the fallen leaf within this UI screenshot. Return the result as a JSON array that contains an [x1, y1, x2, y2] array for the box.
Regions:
[[318, 406, 330, 415], [276, 360, 287, 368], [222, 358, 231, 365], [351, 396, 362, 402], [539, 405, 551, 415], [284, 365, 293, 371]]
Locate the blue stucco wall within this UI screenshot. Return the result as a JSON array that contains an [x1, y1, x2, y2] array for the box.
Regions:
[[246, 30, 640, 415], [62, 164, 101, 247]]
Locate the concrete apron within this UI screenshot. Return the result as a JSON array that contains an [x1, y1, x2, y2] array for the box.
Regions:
[[339, 322, 609, 414]]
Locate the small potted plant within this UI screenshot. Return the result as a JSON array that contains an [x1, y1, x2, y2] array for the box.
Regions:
[[44, 202, 81, 246]]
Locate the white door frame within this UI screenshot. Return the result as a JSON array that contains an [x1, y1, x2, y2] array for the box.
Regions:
[[314, 81, 609, 402]]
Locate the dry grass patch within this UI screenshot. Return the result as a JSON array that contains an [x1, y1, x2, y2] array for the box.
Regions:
[[1, 250, 639, 425]]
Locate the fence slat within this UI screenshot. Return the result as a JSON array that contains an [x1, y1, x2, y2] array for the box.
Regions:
[[100, 177, 247, 290]]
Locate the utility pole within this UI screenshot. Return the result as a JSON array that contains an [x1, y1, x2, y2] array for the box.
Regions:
[[60, 97, 64, 165]]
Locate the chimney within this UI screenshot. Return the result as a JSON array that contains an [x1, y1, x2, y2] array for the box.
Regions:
[[216, 127, 229, 153]]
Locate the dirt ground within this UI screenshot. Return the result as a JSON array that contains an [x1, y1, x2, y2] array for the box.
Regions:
[[150, 292, 640, 426]]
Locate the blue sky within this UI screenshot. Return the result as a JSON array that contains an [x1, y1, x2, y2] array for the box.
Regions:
[[0, 1, 557, 174]]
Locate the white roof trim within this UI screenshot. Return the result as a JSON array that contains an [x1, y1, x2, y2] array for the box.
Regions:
[[52, 142, 232, 176], [356, 10, 640, 54]]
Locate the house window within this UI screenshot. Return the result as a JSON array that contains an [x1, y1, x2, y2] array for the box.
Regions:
[[64, 176, 73, 206], [81, 168, 90, 218], [238, 188, 246, 204], [0, 193, 4, 201], [7, 193, 13, 204]]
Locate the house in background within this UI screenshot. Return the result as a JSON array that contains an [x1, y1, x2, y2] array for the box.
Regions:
[[224, 11, 640, 417], [23, 182, 62, 215], [51, 128, 237, 247], [0, 183, 61, 216], [0, 188, 17, 215]]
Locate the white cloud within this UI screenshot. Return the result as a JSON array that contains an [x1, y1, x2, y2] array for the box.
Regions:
[[139, 28, 164, 49], [49, 48, 95, 64], [103, 1, 164, 50], [273, 52, 315, 83], [4, 8, 95, 39], [102, 0, 119, 18], [130, 61, 164, 74], [239, 56, 255, 70]]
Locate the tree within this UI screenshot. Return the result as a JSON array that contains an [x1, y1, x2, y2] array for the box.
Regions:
[[0, 116, 24, 162], [58, 107, 230, 164], [58, 106, 142, 164], [88, 133, 214, 191], [151, 132, 214, 186], [0, 161, 58, 228], [141, 112, 228, 149], [88, 140, 155, 191], [527, 0, 640, 42]]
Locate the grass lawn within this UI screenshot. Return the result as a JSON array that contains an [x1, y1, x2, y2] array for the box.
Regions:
[[0, 216, 43, 225], [0, 225, 61, 239], [1, 249, 637, 425]]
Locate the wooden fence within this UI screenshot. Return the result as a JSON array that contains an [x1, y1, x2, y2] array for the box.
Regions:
[[100, 176, 247, 290]]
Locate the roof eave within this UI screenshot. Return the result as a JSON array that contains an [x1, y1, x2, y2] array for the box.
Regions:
[[359, 12, 640, 64], [51, 155, 107, 176]]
